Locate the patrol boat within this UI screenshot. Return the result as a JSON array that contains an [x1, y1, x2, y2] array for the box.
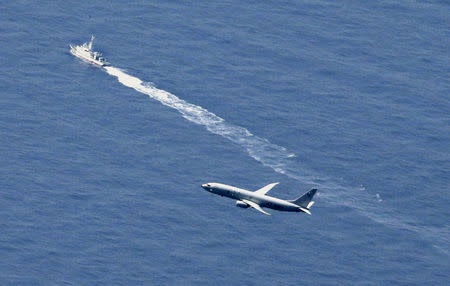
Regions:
[[69, 35, 109, 67]]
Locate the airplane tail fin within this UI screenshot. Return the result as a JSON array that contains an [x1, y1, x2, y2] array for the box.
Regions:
[[291, 188, 317, 209]]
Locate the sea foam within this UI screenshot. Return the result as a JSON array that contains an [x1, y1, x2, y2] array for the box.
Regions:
[[104, 66, 294, 172]]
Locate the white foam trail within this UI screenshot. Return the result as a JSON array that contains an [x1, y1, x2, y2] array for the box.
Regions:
[[104, 66, 294, 172], [103, 66, 448, 255], [317, 184, 449, 255]]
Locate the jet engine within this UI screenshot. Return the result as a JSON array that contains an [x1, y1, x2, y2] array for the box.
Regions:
[[235, 200, 249, 208]]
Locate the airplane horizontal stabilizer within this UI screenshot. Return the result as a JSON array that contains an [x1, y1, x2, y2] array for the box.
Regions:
[[299, 207, 311, 215]]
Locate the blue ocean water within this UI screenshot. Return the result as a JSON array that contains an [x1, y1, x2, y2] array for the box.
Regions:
[[1, 0, 449, 284]]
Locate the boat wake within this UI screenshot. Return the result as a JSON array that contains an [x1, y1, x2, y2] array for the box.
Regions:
[[103, 66, 448, 255], [103, 67, 352, 188], [104, 66, 295, 173]]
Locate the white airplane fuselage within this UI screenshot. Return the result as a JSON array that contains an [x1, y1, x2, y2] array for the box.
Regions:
[[202, 183, 307, 213]]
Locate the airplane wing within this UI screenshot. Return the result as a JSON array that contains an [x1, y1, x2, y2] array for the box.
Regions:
[[254, 182, 279, 196], [242, 199, 271, 215]]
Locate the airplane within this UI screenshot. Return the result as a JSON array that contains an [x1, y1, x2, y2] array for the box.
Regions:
[[201, 182, 317, 215]]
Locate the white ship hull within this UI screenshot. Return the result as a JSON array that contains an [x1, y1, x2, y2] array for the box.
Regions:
[[70, 46, 108, 66]]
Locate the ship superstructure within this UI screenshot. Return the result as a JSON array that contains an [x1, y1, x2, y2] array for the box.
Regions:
[[69, 35, 109, 67]]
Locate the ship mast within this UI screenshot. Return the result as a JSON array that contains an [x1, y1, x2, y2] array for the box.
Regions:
[[88, 35, 95, 50]]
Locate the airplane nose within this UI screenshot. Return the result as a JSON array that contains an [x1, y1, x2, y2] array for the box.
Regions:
[[202, 183, 210, 190]]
